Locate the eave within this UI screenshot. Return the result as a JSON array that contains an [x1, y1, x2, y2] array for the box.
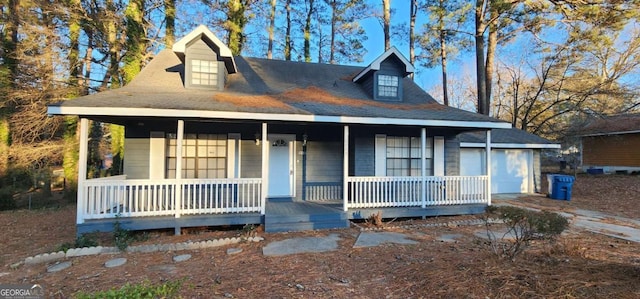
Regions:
[[47, 106, 512, 129], [460, 142, 561, 149]]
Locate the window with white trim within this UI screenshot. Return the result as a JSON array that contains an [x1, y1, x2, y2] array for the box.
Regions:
[[166, 133, 227, 179], [190, 59, 218, 87], [386, 136, 432, 176], [377, 74, 399, 98]]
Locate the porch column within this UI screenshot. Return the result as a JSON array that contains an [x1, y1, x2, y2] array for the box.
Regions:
[[486, 130, 492, 206], [343, 125, 349, 212], [421, 128, 427, 208], [260, 122, 268, 214], [175, 119, 184, 218], [76, 118, 89, 224]]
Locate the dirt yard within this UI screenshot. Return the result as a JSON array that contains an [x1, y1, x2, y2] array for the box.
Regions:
[[1, 174, 639, 298]]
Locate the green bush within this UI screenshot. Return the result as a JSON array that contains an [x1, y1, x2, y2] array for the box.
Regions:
[[56, 234, 99, 252], [113, 219, 132, 251], [75, 280, 182, 299], [484, 205, 569, 259]]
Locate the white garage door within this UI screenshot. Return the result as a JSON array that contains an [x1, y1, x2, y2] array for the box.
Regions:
[[460, 148, 532, 194]]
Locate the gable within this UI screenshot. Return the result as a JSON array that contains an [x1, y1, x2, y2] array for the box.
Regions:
[[172, 25, 237, 74]]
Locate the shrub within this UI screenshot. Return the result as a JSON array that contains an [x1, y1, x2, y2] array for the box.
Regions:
[[484, 205, 569, 260], [56, 234, 100, 252], [113, 218, 132, 251], [75, 280, 182, 299]]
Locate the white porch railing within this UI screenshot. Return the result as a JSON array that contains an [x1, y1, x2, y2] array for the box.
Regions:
[[81, 178, 262, 220], [346, 176, 488, 209]]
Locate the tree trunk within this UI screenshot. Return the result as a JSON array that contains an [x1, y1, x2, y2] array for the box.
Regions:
[[475, 0, 488, 115], [267, 0, 276, 59], [123, 0, 145, 84], [0, 0, 20, 180], [409, 0, 416, 65], [382, 0, 391, 51], [164, 0, 176, 47], [304, 0, 314, 62], [285, 0, 292, 60], [440, 29, 449, 106], [68, 0, 82, 94], [329, 0, 336, 64], [226, 0, 247, 56], [485, 7, 498, 115]]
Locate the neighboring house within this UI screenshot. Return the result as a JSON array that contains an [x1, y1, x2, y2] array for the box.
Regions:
[[48, 25, 514, 234], [458, 129, 560, 194], [580, 113, 640, 174]]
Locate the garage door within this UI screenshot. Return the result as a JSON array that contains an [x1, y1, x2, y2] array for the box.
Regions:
[[460, 148, 532, 194]]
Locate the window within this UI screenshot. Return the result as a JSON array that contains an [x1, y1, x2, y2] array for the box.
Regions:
[[166, 133, 227, 179], [386, 136, 432, 176], [377, 74, 399, 98], [190, 59, 218, 87]]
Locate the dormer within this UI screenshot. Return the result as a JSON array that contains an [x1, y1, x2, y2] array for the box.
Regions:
[[172, 25, 237, 90], [353, 47, 414, 101]]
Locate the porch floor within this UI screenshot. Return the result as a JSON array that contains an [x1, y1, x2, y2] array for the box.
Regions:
[[77, 201, 488, 235]]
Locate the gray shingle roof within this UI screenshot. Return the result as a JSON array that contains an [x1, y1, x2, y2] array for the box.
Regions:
[[50, 49, 507, 125], [459, 128, 558, 146], [581, 113, 640, 135]]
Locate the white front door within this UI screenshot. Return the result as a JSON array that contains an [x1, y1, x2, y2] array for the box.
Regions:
[[267, 134, 295, 197]]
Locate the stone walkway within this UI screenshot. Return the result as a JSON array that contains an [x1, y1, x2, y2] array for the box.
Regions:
[[494, 196, 640, 243]]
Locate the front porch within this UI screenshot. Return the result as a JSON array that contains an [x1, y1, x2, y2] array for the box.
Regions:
[[77, 175, 489, 234], [71, 116, 496, 234]]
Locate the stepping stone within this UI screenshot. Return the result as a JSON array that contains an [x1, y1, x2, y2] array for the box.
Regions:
[[227, 248, 243, 255], [148, 264, 177, 274], [47, 261, 72, 273], [104, 258, 127, 268], [262, 234, 341, 256], [353, 232, 418, 248], [437, 234, 463, 243], [173, 254, 192, 262]]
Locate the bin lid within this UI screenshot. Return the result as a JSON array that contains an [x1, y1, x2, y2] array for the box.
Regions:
[[553, 175, 575, 182]]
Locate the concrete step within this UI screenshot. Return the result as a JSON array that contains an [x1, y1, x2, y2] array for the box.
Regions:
[[265, 212, 349, 233], [265, 219, 350, 233]]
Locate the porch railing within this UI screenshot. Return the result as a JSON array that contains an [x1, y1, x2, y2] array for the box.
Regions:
[[81, 178, 262, 220], [304, 182, 342, 201], [346, 175, 488, 209]]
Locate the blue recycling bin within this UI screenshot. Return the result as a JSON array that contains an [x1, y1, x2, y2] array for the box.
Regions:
[[550, 175, 575, 200]]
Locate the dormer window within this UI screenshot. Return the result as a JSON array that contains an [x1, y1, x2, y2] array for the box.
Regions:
[[377, 74, 400, 99], [172, 25, 238, 91], [190, 59, 219, 86], [352, 46, 414, 102]]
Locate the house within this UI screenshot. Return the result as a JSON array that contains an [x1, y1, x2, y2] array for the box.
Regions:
[[580, 113, 640, 174], [458, 129, 560, 194], [47, 25, 514, 234]]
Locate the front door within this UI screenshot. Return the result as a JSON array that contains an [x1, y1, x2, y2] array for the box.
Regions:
[[268, 134, 295, 198]]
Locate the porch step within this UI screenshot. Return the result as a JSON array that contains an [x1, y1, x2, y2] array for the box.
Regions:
[[265, 201, 349, 233]]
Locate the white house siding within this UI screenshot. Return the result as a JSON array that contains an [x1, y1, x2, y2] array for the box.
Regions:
[[124, 138, 151, 179]]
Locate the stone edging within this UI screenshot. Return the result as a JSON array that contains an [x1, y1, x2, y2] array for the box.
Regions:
[[22, 236, 264, 266], [353, 218, 503, 231]]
